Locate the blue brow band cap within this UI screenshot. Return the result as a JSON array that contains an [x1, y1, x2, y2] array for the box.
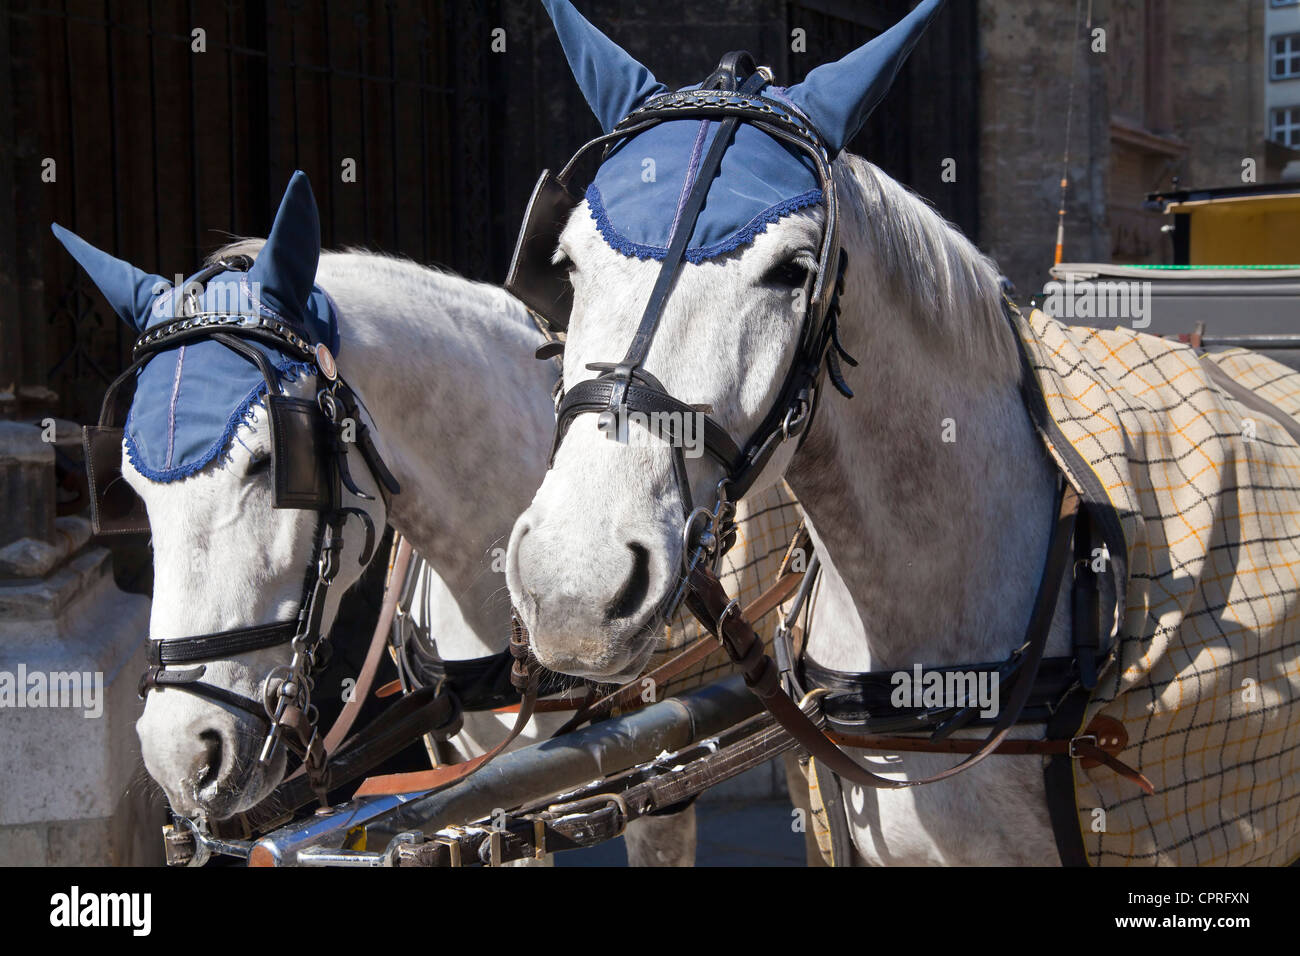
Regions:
[[542, 0, 946, 261], [53, 171, 339, 481]]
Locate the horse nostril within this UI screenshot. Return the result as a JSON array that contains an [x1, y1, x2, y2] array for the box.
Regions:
[[196, 729, 223, 789], [607, 542, 651, 621]]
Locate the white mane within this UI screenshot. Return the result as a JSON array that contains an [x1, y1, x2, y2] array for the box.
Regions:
[[833, 154, 1017, 381]]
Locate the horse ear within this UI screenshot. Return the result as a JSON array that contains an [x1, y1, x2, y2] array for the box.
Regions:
[[540, 0, 666, 134], [248, 170, 320, 316], [50, 224, 169, 332], [786, 0, 946, 154]]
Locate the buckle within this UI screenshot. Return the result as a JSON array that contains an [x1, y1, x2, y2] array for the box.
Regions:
[[715, 598, 740, 646], [782, 399, 809, 441], [543, 793, 629, 839], [1068, 734, 1097, 759]]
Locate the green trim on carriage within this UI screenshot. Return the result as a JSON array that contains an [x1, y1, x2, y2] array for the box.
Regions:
[[1115, 263, 1300, 269]]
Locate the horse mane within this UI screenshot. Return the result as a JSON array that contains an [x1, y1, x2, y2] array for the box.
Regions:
[[835, 154, 1019, 381], [207, 239, 537, 332]]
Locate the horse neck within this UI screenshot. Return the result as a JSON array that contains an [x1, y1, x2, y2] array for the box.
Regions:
[[313, 252, 557, 649], [789, 290, 1060, 672]]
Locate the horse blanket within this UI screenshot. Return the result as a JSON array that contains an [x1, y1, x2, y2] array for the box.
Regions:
[[652, 482, 803, 697], [1014, 306, 1300, 866]]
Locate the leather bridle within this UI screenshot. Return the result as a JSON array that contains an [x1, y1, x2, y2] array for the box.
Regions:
[[87, 256, 401, 806], [506, 53, 857, 616]]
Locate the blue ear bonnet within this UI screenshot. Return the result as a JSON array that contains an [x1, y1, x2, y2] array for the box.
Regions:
[[587, 89, 823, 263], [543, 0, 945, 262], [123, 272, 338, 482], [54, 170, 336, 483]]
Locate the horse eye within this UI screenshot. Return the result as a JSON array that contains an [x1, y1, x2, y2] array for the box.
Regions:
[[245, 455, 271, 477], [763, 260, 809, 288]]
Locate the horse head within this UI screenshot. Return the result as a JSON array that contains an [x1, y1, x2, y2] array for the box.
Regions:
[[506, 0, 956, 680], [54, 172, 393, 820]]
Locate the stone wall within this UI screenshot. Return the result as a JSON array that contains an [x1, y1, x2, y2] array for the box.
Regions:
[[0, 421, 161, 866], [978, 0, 1269, 297], [1169, 0, 1268, 186], [977, 0, 1110, 298]]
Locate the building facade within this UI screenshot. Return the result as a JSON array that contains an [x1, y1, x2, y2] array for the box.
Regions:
[[1267, 0, 1300, 149], [979, 0, 1279, 300]]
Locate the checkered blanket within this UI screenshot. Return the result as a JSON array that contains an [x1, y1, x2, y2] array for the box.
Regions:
[[1015, 306, 1300, 866], [652, 483, 804, 697]]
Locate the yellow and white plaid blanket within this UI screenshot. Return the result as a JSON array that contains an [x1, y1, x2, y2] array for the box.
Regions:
[[1015, 307, 1300, 866]]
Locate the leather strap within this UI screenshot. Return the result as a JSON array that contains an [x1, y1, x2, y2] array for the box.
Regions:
[[276, 535, 415, 790], [352, 622, 540, 797], [352, 685, 538, 798], [685, 482, 1082, 790], [617, 71, 769, 373], [138, 665, 269, 723], [323, 537, 412, 753], [826, 715, 1153, 795], [553, 377, 742, 471], [803, 654, 1080, 735], [147, 620, 299, 666]]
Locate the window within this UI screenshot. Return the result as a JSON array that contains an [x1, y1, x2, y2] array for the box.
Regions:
[[1274, 34, 1300, 80], [1272, 107, 1300, 147]]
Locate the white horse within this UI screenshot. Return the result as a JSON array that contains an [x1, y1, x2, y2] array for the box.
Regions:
[[57, 179, 701, 865], [507, 0, 1072, 865], [509, 140, 1067, 864]]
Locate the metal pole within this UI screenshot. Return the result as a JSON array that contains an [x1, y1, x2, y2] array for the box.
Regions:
[[1197, 335, 1300, 350], [246, 675, 759, 866]]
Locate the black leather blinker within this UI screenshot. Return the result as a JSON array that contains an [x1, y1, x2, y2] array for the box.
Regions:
[[268, 395, 335, 511], [83, 425, 151, 535], [505, 169, 581, 331]]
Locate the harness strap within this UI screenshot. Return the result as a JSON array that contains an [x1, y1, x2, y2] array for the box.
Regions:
[[618, 70, 770, 374], [138, 665, 270, 724], [685, 482, 1082, 790], [825, 723, 1153, 795], [311, 534, 413, 768], [801, 655, 1080, 735], [552, 378, 742, 471], [146, 620, 299, 666], [352, 619, 541, 798]]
